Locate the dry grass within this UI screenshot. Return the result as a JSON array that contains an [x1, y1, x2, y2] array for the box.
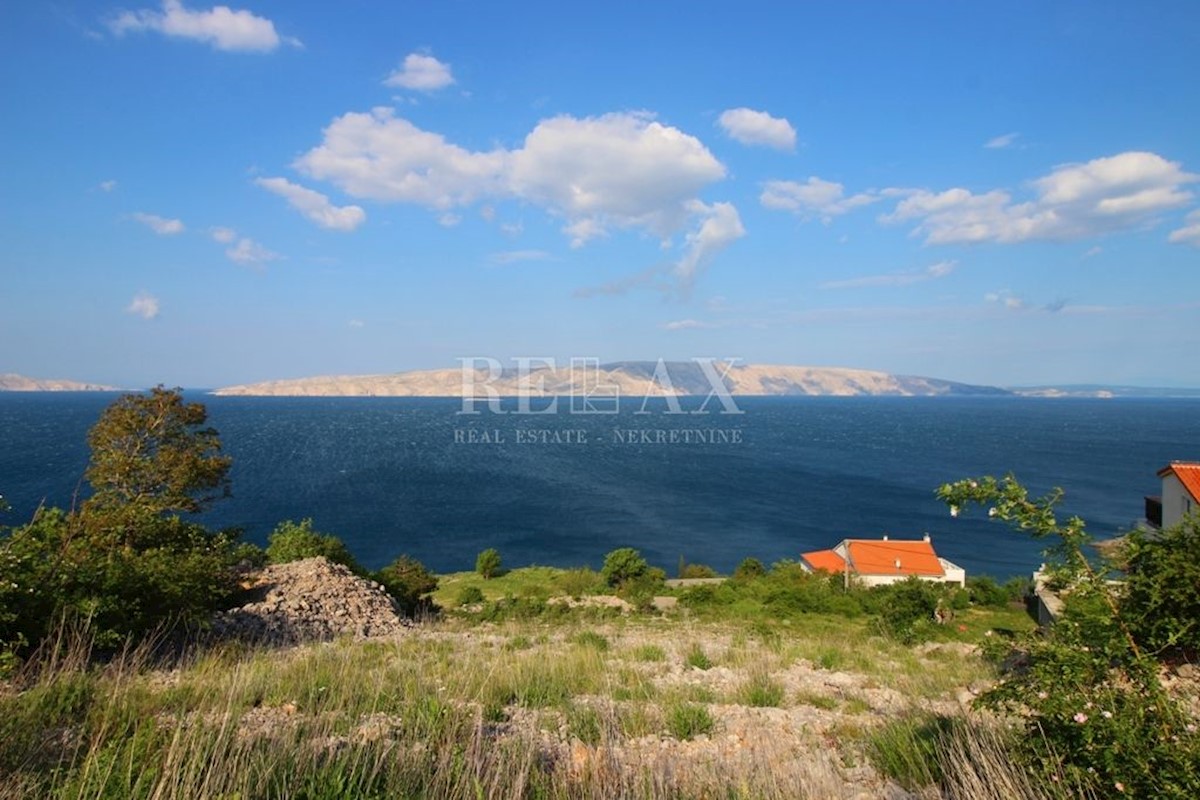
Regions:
[[0, 613, 1056, 799]]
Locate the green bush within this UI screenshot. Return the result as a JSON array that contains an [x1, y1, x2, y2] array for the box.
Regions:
[[678, 562, 718, 579], [1122, 513, 1200, 653], [732, 557, 766, 582], [873, 577, 940, 643], [555, 567, 604, 598], [374, 555, 438, 616], [455, 585, 485, 606], [684, 644, 712, 670], [475, 548, 502, 579], [265, 519, 362, 573], [601, 547, 653, 587], [940, 474, 1200, 797]]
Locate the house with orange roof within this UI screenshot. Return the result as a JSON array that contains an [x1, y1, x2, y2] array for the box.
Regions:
[[1148, 461, 1200, 530], [800, 534, 966, 588]]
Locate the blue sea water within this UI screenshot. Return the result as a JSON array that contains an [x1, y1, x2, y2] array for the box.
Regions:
[[1, 393, 1197, 579]]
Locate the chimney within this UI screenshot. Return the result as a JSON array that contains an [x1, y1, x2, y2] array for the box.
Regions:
[[882, 534, 888, 541], [894, 558, 902, 572], [923, 533, 931, 543]]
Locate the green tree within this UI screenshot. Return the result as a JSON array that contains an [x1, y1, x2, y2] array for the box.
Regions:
[[375, 555, 438, 616], [939, 474, 1200, 797], [601, 547, 652, 587], [475, 547, 502, 579], [732, 557, 766, 582], [266, 519, 362, 573], [1, 389, 242, 655], [82, 386, 231, 522]]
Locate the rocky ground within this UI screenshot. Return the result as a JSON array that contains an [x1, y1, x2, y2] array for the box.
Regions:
[[211, 557, 412, 644]]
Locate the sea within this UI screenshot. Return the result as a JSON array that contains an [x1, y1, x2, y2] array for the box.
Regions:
[[1, 393, 1197, 580]]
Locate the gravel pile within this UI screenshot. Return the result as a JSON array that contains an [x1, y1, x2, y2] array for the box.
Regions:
[[213, 557, 410, 645]]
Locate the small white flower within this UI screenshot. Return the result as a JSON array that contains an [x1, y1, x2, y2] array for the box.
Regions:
[[1101, 710, 1112, 719], [950, 505, 959, 518], [1073, 712, 1088, 724], [1037, 691, 1048, 700]]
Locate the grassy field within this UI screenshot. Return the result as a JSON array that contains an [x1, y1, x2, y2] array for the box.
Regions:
[[0, 585, 1046, 800]]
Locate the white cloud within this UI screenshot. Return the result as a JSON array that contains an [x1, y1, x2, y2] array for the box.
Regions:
[[1169, 210, 1200, 246], [226, 237, 279, 265], [883, 151, 1197, 244], [348, 319, 365, 329], [255, 176, 366, 231], [210, 226, 237, 243], [295, 108, 734, 287], [384, 52, 455, 91], [760, 177, 880, 222], [108, 0, 298, 52], [673, 201, 745, 289], [131, 211, 185, 235], [821, 260, 957, 290], [296, 107, 507, 208], [437, 212, 461, 227], [985, 132, 1020, 149], [98, 179, 117, 192], [126, 291, 160, 319], [717, 108, 796, 151], [661, 319, 715, 331], [1083, 245, 1103, 258], [488, 249, 551, 265], [508, 112, 726, 240]]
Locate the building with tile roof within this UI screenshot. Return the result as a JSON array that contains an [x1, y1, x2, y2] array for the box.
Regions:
[[1152, 461, 1200, 530], [800, 534, 966, 588]]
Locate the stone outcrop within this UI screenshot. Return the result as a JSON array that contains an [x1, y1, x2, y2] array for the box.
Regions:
[[212, 557, 410, 645]]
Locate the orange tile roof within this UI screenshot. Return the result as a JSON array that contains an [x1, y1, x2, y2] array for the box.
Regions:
[[845, 539, 945, 577], [1158, 462, 1200, 503], [801, 549, 846, 573]]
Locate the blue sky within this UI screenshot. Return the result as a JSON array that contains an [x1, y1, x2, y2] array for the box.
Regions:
[[2, 1, 1198, 388]]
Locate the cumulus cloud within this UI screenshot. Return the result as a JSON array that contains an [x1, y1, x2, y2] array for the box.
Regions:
[[384, 52, 455, 91], [296, 107, 507, 208], [508, 112, 727, 240], [210, 226, 237, 243], [985, 132, 1020, 149], [760, 177, 881, 222], [821, 260, 957, 290], [1168, 209, 1200, 247], [225, 236, 279, 265], [131, 212, 184, 235], [884, 151, 1197, 244], [673, 201, 745, 289], [126, 291, 160, 319], [717, 107, 796, 151], [255, 176, 366, 231], [108, 0, 299, 52], [294, 108, 735, 288]]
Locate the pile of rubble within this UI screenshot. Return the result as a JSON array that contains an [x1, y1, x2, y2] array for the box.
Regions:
[[212, 557, 410, 645]]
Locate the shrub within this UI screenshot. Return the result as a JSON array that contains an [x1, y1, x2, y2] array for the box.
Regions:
[[666, 702, 715, 740], [475, 548, 502, 579], [874, 577, 940, 643], [732, 557, 766, 582], [265, 519, 361, 573], [455, 585, 485, 606], [374, 555, 438, 616], [1122, 512, 1200, 653], [601, 547, 652, 587], [940, 474, 1200, 797], [678, 562, 717, 579]]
